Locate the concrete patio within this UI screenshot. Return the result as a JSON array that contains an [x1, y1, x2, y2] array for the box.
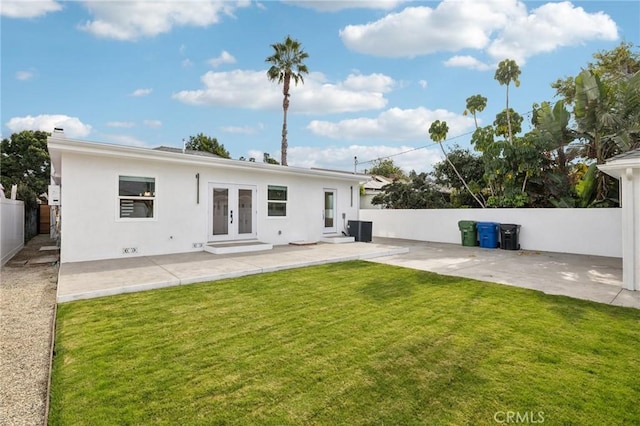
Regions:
[[57, 238, 640, 309]]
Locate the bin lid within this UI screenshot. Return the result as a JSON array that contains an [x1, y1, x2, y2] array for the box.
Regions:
[[476, 221, 499, 229], [458, 220, 476, 228], [499, 223, 521, 230]]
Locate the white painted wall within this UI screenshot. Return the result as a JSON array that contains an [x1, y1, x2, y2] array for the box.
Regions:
[[360, 208, 621, 258], [1, 198, 24, 265], [59, 152, 361, 263]]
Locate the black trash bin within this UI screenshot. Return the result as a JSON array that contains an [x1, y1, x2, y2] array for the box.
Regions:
[[347, 220, 373, 242], [499, 224, 521, 250]]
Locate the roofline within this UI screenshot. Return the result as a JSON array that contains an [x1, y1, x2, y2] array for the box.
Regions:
[[47, 136, 365, 183]]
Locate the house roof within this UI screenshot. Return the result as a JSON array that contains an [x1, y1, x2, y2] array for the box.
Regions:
[[47, 135, 366, 185], [598, 148, 640, 179], [363, 175, 393, 190], [153, 146, 221, 158]]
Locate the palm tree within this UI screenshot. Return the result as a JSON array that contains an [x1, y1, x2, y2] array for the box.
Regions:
[[429, 120, 485, 208], [265, 35, 309, 166], [494, 59, 521, 145]]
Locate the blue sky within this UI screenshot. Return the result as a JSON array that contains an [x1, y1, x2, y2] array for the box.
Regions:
[[2, 0, 638, 173]]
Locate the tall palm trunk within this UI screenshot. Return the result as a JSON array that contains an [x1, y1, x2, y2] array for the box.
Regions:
[[506, 84, 513, 144], [280, 73, 291, 166]]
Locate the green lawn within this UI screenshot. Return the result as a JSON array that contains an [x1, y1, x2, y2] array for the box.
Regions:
[[50, 261, 640, 425]]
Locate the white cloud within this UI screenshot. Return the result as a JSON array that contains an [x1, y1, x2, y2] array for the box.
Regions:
[[173, 70, 392, 114], [101, 133, 149, 148], [16, 70, 35, 81], [143, 120, 162, 128], [339, 0, 618, 64], [130, 88, 152, 97], [79, 0, 251, 41], [307, 107, 474, 142], [208, 51, 236, 67], [6, 114, 92, 138], [220, 124, 262, 135], [284, 0, 408, 12], [487, 1, 618, 64], [444, 55, 491, 71], [419, 80, 428, 89], [107, 121, 135, 128], [287, 144, 443, 174], [0, 0, 62, 18], [182, 59, 193, 68], [340, 1, 520, 58]]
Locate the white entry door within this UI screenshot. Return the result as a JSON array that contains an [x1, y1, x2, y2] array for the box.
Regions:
[[323, 189, 337, 234], [209, 184, 257, 241]]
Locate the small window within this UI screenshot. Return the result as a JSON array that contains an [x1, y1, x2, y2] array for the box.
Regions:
[[267, 185, 287, 217], [119, 176, 155, 219]]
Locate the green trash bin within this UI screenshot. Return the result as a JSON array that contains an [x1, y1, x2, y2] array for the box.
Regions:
[[458, 220, 477, 246]]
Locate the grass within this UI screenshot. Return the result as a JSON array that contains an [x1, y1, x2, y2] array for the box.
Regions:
[[50, 261, 640, 425]]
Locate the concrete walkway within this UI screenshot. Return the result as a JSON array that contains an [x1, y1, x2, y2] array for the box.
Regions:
[[57, 238, 640, 309], [57, 241, 409, 302]]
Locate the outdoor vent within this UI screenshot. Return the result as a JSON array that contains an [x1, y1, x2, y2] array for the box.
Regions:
[[122, 247, 138, 255], [192, 243, 204, 249]]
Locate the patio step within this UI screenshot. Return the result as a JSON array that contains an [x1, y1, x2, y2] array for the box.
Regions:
[[204, 240, 273, 255], [320, 235, 355, 244]]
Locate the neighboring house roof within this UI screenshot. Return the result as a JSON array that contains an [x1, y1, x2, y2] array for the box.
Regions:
[[599, 148, 640, 180], [608, 148, 640, 162], [47, 135, 366, 185], [363, 175, 393, 191]]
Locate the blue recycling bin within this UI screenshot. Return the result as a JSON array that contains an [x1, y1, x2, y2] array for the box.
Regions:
[[476, 222, 500, 248]]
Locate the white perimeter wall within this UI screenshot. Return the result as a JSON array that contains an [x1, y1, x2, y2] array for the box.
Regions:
[[60, 153, 360, 263], [360, 208, 621, 258], [1, 198, 24, 265]]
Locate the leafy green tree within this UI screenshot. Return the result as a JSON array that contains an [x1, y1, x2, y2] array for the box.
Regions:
[[429, 120, 484, 208], [553, 42, 640, 104], [371, 171, 448, 209], [493, 109, 523, 139], [494, 59, 521, 145], [432, 146, 485, 208], [463, 94, 488, 129], [185, 133, 230, 158], [263, 153, 280, 165], [528, 100, 577, 207], [368, 158, 406, 180], [0, 130, 50, 207], [266, 35, 309, 166]]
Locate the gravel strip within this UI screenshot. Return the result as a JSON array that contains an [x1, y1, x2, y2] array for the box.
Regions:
[[1, 235, 58, 426]]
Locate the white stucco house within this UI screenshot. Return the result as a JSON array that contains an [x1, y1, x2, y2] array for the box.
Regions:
[[599, 149, 640, 291], [48, 131, 366, 263]]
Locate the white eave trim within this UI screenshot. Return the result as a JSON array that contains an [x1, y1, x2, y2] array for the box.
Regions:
[[47, 136, 366, 183]]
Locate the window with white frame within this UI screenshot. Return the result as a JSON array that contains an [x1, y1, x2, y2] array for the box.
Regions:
[[267, 185, 287, 217], [118, 175, 155, 219]]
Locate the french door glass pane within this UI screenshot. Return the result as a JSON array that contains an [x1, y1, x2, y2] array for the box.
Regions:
[[212, 188, 228, 235], [238, 189, 252, 234]]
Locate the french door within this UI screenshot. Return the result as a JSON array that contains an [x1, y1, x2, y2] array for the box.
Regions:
[[209, 184, 257, 241], [323, 189, 337, 234]]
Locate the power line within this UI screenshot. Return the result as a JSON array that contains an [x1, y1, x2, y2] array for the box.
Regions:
[[357, 129, 475, 166], [356, 69, 636, 170]]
